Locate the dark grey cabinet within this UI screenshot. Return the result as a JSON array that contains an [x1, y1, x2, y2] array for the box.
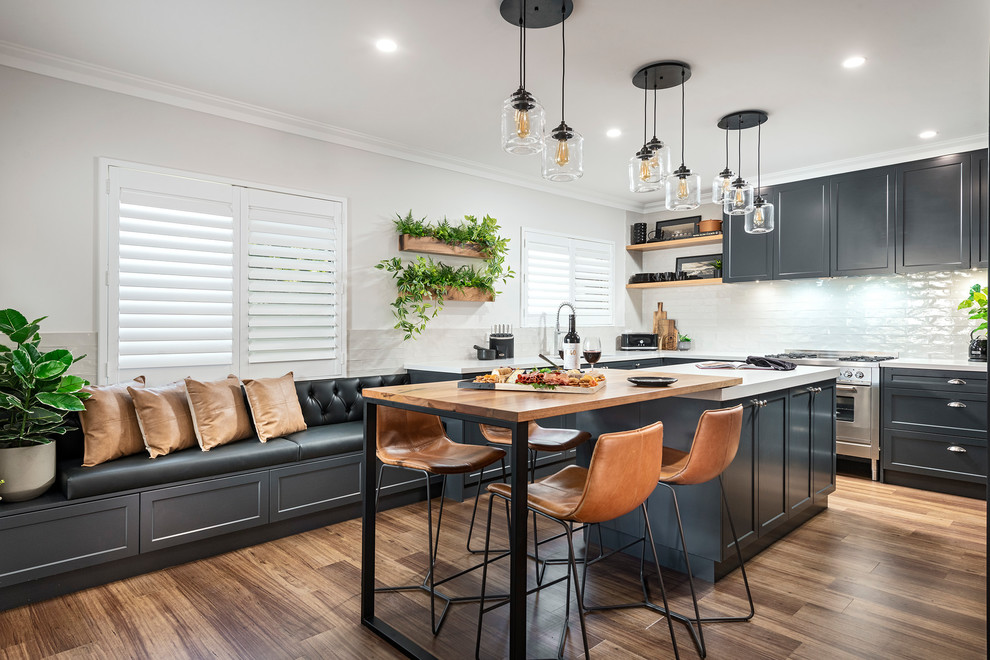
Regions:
[[755, 391, 789, 536], [830, 167, 895, 276], [786, 387, 814, 515], [772, 178, 830, 279], [720, 402, 757, 553], [723, 186, 774, 283], [811, 382, 837, 503], [895, 153, 971, 272], [972, 149, 988, 268]]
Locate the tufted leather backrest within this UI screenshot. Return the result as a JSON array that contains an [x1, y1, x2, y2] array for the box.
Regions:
[[294, 374, 410, 427]]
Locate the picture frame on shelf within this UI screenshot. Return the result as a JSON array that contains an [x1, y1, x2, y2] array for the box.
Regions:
[[675, 253, 722, 279], [650, 215, 701, 242]]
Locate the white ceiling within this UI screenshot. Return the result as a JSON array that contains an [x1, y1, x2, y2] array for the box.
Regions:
[[1, 0, 987, 212]]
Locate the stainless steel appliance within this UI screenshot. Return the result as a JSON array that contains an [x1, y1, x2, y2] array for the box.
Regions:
[[765, 349, 898, 480], [620, 333, 659, 351], [489, 324, 514, 358]]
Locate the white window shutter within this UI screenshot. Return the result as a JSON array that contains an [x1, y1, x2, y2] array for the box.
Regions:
[[241, 188, 343, 378], [521, 230, 614, 327], [109, 168, 236, 383]]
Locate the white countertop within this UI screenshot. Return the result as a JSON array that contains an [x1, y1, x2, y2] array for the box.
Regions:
[[625, 363, 841, 402], [880, 358, 988, 372], [405, 351, 745, 375]]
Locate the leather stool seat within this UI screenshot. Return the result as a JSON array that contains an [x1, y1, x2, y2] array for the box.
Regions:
[[378, 440, 505, 475], [479, 422, 590, 452]]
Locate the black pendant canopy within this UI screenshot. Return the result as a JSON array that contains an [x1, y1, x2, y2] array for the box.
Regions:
[[632, 61, 691, 90], [717, 110, 769, 131], [500, 0, 573, 28]]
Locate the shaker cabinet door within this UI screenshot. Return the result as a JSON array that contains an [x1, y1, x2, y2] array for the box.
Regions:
[[971, 149, 989, 269], [830, 167, 895, 276], [895, 153, 971, 272], [723, 187, 774, 283], [772, 178, 830, 279]]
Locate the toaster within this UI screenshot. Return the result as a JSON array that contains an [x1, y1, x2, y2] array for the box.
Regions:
[[620, 333, 659, 350]]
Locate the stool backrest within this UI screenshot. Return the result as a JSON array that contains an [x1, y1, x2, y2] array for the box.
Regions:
[[675, 405, 744, 485], [376, 406, 446, 455], [571, 421, 664, 524]]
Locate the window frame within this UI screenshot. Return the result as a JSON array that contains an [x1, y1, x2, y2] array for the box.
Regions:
[[97, 158, 347, 385]]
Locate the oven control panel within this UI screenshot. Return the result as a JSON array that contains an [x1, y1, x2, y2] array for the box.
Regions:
[[837, 369, 874, 385]]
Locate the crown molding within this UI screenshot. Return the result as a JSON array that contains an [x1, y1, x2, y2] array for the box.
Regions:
[[0, 41, 642, 213]]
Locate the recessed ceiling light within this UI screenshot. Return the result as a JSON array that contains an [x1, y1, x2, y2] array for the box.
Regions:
[[842, 55, 866, 68], [919, 130, 938, 139], [376, 38, 398, 53], [606, 128, 622, 138]]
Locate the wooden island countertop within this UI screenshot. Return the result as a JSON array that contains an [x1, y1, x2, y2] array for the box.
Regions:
[[362, 369, 743, 423]]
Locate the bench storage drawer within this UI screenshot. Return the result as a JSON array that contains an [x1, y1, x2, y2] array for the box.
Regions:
[[269, 455, 362, 522]]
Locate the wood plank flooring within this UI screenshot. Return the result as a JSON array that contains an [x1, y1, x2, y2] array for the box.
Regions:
[[0, 475, 985, 659]]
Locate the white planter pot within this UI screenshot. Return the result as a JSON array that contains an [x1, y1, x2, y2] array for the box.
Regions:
[[678, 342, 692, 351], [0, 441, 56, 502]]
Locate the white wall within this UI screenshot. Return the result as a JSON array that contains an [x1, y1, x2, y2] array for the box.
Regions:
[[0, 66, 637, 380]]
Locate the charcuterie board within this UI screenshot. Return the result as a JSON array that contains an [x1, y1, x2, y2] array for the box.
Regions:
[[457, 380, 605, 394]]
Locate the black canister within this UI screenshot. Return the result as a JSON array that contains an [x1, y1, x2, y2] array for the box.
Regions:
[[630, 222, 647, 244], [969, 330, 987, 362]]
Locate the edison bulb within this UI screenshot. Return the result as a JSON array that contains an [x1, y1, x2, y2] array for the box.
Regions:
[[734, 187, 745, 206], [555, 139, 569, 166], [515, 109, 530, 138], [639, 159, 651, 182], [677, 176, 689, 200], [753, 206, 764, 227]]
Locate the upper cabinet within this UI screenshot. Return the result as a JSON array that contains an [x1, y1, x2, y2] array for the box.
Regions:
[[723, 186, 773, 283], [830, 167, 895, 276], [972, 149, 989, 269], [895, 153, 971, 273], [772, 178, 830, 279]]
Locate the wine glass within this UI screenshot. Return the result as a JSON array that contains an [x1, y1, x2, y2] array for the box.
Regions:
[[582, 336, 602, 366]]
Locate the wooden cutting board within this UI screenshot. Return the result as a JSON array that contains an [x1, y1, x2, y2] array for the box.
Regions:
[[653, 302, 678, 349], [457, 380, 606, 394]]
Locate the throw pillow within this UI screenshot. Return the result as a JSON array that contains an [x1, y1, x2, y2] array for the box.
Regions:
[[128, 381, 198, 458], [78, 376, 147, 467], [242, 372, 307, 442], [184, 375, 255, 451]]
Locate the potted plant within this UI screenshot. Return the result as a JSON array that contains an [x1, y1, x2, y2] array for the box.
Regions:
[[0, 309, 91, 502], [677, 333, 692, 351], [958, 283, 987, 362], [707, 258, 723, 278]]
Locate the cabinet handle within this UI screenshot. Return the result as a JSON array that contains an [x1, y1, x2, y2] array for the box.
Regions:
[[947, 401, 967, 408], [946, 445, 967, 453], [947, 378, 966, 385]]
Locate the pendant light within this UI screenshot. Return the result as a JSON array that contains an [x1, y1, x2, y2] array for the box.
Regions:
[[646, 88, 670, 178], [542, 2, 582, 181], [665, 64, 701, 211], [629, 84, 662, 192], [746, 117, 775, 234], [712, 126, 734, 203], [722, 115, 754, 215], [499, 0, 545, 155]]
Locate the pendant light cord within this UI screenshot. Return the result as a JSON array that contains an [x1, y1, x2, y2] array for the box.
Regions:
[[724, 126, 729, 168], [518, 1, 526, 89], [737, 114, 743, 177], [679, 68, 686, 167], [652, 88, 658, 139], [642, 84, 647, 144], [559, 3, 566, 121], [757, 121, 762, 197]]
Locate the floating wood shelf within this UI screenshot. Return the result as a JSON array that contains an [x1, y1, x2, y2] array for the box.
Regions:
[[427, 286, 494, 302], [626, 234, 723, 252], [399, 234, 489, 259], [626, 278, 722, 289]]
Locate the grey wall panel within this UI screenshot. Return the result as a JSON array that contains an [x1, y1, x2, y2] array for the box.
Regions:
[[269, 455, 362, 522]]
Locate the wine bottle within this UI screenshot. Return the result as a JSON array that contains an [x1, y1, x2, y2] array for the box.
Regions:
[[562, 314, 580, 370]]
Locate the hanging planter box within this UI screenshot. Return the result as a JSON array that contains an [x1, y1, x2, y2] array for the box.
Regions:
[[427, 286, 494, 302], [399, 234, 490, 259]]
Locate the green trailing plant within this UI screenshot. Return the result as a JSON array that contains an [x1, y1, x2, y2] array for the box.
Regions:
[[380, 212, 515, 339], [0, 309, 91, 448], [958, 283, 988, 333]]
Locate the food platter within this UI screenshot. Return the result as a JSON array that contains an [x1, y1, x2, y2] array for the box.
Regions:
[[458, 379, 605, 394], [458, 366, 606, 394]]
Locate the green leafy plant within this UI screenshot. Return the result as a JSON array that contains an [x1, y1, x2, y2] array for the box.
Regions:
[[0, 309, 91, 448], [707, 259, 722, 271], [380, 212, 515, 339], [958, 283, 988, 333], [678, 334, 692, 342]]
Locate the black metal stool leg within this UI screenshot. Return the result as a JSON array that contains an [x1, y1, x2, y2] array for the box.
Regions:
[[701, 475, 755, 622], [660, 481, 707, 657], [641, 503, 681, 660], [467, 458, 510, 554]]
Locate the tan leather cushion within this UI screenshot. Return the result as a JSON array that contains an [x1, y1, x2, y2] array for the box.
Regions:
[[78, 376, 147, 467], [185, 375, 255, 450], [242, 372, 307, 442], [128, 381, 198, 458]]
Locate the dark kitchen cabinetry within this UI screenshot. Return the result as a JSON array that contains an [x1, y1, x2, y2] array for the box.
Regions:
[[972, 148, 989, 268], [830, 167, 895, 276], [754, 390, 789, 535], [788, 382, 837, 517], [882, 368, 987, 498], [771, 178, 830, 279], [722, 186, 774, 283], [895, 153, 971, 272]]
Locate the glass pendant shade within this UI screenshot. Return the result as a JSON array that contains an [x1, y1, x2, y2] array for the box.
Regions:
[[665, 167, 702, 210], [501, 89, 545, 155], [629, 146, 663, 193], [712, 169, 733, 204], [746, 198, 775, 234], [645, 138, 670, 179], [542, 123, 583, 182], [723, 179, 755, 215]]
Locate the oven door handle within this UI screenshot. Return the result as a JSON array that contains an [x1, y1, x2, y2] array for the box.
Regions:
[[836, 385, 858, 392]]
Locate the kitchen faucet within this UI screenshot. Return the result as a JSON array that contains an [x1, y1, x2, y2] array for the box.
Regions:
[[554, 302, 576, 354]]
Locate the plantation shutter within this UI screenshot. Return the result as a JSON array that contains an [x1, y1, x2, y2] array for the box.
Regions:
[[109, 168, 236, 383], [521, 230, 614, 327], [241, 188, 343, 378]]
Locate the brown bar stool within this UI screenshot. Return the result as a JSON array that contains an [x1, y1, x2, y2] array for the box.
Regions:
[[475, 421, 679, 660], [465, 422, 591, 562], [374, 406, 507, 635]]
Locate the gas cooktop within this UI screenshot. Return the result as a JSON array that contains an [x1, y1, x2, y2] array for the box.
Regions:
[[765, 350, 897, 364]]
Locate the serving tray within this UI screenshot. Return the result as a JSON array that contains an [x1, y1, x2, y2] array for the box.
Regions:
[[457, 380, 605, 394]]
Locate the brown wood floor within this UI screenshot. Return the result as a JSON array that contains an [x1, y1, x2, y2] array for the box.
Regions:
[[0, 475, 985, 659]]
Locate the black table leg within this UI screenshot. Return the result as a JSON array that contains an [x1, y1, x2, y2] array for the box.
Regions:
[[362, 401, 377, 622], [509, 421, 530, 658]]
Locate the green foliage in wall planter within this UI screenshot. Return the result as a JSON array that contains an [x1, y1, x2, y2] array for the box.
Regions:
[[958, 283, 988, 333], [378, 212, 515, 340]]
